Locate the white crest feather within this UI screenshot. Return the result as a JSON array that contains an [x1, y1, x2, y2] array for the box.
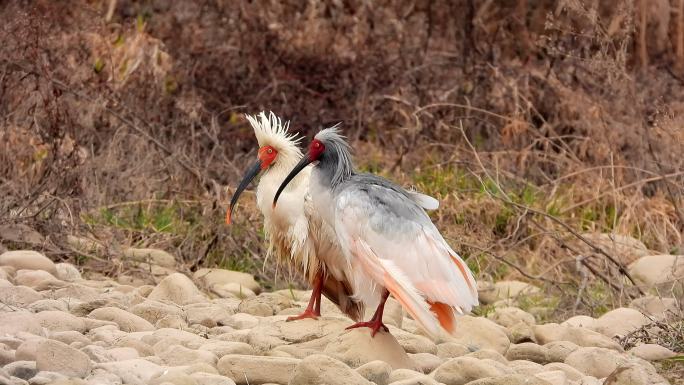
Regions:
[[246, 111, 303, 158]]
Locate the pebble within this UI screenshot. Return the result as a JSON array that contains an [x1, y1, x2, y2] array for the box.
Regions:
[[193, 268, 261, 294], [432, 356, 508, 385], [628, 343, 677, 361], [89, 307, 155, 332], [289, 354, 372, 385], [355, 360, 392, 385], [217, 354, 299, 385], [0, 251, 57, 275], [449, 316, 511, 354], [35, 339, 91, 378], [147, 273, 208, 305]]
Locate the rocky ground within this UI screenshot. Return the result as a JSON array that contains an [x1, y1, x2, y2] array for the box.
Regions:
[[0, 248, 682, 385]]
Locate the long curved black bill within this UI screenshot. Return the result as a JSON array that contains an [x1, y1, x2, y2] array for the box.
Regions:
[[273, 156, 312, 208], [226, 160, 262, 224]]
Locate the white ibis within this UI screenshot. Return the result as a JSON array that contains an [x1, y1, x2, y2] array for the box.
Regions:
[[273, 127, 478, 337], [227, 112, 363, 321]]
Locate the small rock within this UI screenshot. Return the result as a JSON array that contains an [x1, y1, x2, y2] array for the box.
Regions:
[[0, 286, 43, 307], [143, 328, 206, 349], [193, 269, 261, 295], [534, 370, 567, 385], [493, 281, 541, 301], [130, 300, 184, 325], [508, 360, 544, 375], [507, 322, 536, 344], [387, 368, 423, 383], [15, 338, 46, 361], [223, 313, 258, 330], [436, 342, 471, 359], [0, 344, 15, 366], [51, 284, 101, 303], [106, 347, 139, 361], [27, 299, 69, 313], [217, 354, 299, 385], [237, 293, 292, 317], [184, 302, 233, 327], [189, 372, 236, 385], [506, 343, 550, 364], [28, 370, 68, 385], [628, 344, 677, 361], [54, 263, 82, 282], [85, 368, 124, 385], [449, 316, 511, 354], [560, 315, 595, 329], [465, 374, 552, 385], [35, 340, 91, 378], [0, 312, 42, 336], [389, 327, 437, 354], [111, 336, 155, 357], [603, 362, 669, 385], [14, 270, 65, 290], [464, 349, 507, 364], [487, 307, 536, 327], [323, 328, 415, 369], [89, 307, 155, 332], [74, 345, 108, 363], [409, 353, 443, 373], [211, 283, 256, 299], [564, 347, 629, 378], [289, 354, 371, 385], [35, 311, 86, 333], [432, 357, 508, 385], [122, 248, 177, 268], [148, 273, 208, 305], [544, 341, 579, 363], [155, 313, 188, 329], [628, 254, 684, 296], [4, 360, 38, 380], [95, 359, 164, 385], [543, 363, 584, 381], [199, 341, 255, 357], [355, 360, 392, 385], [158, 344, 218, 367], [629, 296, 680, 320], [49, 331, 90, 346], [591, 307, 651, 338], [533, 323, 622, 351], [0, 251, 56, 275]]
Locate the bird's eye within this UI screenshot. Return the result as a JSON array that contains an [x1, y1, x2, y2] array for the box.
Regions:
[[313, 142, 320, 148], [267, 148, 273, 154]]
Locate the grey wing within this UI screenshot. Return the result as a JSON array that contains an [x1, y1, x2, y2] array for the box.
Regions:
[[335, 176, 478, 312]]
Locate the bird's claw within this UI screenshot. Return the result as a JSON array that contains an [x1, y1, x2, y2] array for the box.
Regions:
[[345, 321, 389, 337], [286, 309, 320, 322]]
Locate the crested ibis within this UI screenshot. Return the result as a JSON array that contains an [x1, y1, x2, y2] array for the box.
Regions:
[[227, 112, 363, 321], [273, 126, 478, 337]]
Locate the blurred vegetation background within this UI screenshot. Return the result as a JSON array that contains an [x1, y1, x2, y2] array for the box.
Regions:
[[1, 0, 683, 320]]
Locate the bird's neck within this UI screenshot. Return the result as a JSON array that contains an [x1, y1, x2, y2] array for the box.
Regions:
[[315, 151, 354, 189]]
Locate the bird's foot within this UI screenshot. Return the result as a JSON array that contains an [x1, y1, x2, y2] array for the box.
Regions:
[[286, 309, 320, 322], [345, 320, 389, 337]]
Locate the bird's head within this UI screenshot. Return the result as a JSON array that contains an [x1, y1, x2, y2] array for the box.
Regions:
[[226, 111, 302, 224], [273, 125, 352, 208]]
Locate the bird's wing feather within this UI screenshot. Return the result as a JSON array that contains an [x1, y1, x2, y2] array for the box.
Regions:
[[335, 177, 477, 335], [407, 191, 439, 210]]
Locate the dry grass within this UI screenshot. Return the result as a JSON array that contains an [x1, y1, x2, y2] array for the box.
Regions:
[[0, 0, 683, 315]]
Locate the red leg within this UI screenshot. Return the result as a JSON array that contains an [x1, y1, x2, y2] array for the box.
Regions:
[[287, 271, 323, 321], [345, 290, 390, 337]]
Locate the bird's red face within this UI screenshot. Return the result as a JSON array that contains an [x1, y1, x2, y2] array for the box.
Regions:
[[308, 139, 325, 162], [258, 145, 278, 169], [227, 145, 278, 225]]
